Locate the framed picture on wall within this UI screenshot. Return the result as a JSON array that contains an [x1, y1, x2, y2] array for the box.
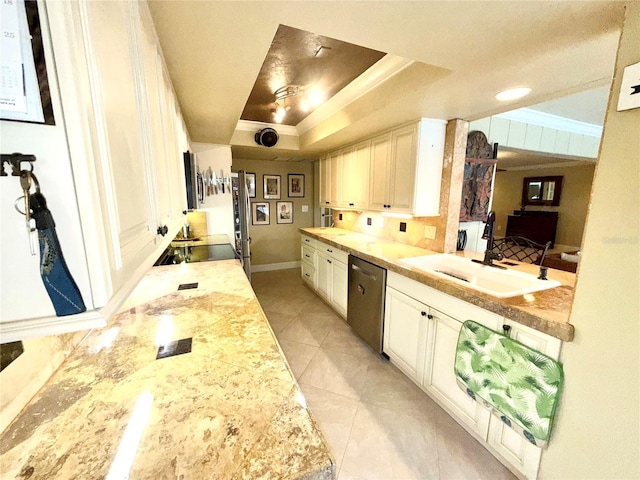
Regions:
[[252, 202, 270, 225], [246, 172, 256, 198], [276, 201, 294, 224], [263, 174, 281, 199], [288, 174, 304, 197]]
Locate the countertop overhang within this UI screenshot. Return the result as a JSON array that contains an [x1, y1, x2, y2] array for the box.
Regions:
[[0, 260, 335, 479], [300, 227, 575, 341]]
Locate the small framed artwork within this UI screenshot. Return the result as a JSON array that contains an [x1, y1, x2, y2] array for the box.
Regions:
[[288, 174, 305, 198], [246, 172, 256, 198], [276, 201, 294, 224], [263, 174, 281, 199], [252, 202, 270, 225]]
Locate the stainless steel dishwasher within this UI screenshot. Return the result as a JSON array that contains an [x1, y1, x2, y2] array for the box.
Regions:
[[347, 255, 387, 353]]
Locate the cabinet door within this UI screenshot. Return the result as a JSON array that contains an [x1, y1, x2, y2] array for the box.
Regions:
[[331, 260, 348, 317], [340, 146, 356, 208], [136, 7, 177, 237], [328, 151, 342, 207], [424, 308, 491, 438], [81, 0, 157, 291], [369, 133, 392, 210], [486, 320, 562, 480], [316, 251, 331, 300], [389, 123, 418, 212], [350, 140, 371, 209], [319, 157, 331, 207], [383, 287, 430, 383]]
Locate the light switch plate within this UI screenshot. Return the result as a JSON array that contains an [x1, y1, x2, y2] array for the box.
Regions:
[[424, 225, 436, 239], [301, 205, 309, 213]]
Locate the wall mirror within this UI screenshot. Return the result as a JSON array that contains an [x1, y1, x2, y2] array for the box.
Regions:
[[522, 176, 563, 206]]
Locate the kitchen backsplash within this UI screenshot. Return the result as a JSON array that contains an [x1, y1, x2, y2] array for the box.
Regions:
[[332, 210, 448, 251]]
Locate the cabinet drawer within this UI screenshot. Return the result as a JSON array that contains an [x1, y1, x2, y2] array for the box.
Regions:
[[301, 263, 317, 288], [301, 244, 317, 267], [317, 241, 349, 264], [301, 234, 317, 249]]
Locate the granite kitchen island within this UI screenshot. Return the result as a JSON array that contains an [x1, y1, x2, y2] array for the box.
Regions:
[[0, 260, 335, 479]]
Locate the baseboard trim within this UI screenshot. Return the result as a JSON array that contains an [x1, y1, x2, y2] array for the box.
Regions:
[[251, 261, 301, 273]]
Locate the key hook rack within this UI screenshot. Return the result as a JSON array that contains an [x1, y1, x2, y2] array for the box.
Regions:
[[1, 153, 36, 176]]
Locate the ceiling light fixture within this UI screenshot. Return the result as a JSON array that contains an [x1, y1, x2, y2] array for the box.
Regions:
[[272, 85, 302, 121], [495, 87, 532, 101]]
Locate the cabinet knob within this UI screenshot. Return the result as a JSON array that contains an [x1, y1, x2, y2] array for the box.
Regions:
[[427, 314, 434, 319], [157, 225, 168, 236], [502, 324, 512, 337], [328, 259, 332, 264], [327, 249, 333, 253], [349, 203, 354, 206], [421, 311, 427, 316]]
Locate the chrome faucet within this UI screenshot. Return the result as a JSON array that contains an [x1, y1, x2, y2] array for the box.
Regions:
[[472, 211, 506, 268]]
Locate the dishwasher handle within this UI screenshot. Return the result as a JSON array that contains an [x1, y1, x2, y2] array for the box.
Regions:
[[351, 262, 377, 280]]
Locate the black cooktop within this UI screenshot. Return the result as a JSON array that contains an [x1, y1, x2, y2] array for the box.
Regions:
[[154, 243, 237, 266]]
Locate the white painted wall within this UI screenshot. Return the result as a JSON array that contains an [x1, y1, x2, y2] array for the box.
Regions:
[[539, 4, 639, 478], [190, 142, 235, 243]]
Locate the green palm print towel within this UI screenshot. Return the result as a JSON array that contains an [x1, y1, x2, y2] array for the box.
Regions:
[[454, 320, 563, 447]]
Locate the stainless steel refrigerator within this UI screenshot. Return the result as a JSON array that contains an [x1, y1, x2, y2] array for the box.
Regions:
[[232, 171, 251, 280]]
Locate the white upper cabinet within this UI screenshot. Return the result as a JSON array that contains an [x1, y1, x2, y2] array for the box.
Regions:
[[341, 140, 371, 210], [320, 119, 446, 216], [367, 132, 392, 211], [382, 119, 446, 216], [329, 151, 342, 207], [79, 0, 158, 290], [319, 155, 332, 207], [0, 1, 188, 342]]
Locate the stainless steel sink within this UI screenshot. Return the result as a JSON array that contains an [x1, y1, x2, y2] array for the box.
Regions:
[[398, 254, 560, 298]]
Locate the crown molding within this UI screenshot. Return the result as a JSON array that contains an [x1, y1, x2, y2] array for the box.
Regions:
[[496, 108, 603, 137]]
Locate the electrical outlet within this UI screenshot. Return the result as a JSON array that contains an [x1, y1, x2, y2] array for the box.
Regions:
[[339, 213, 343, 220], [424, 225, 436, 239], [301, 205, 309, 213], [367, 217, 372, 226], [376, 217, 384, 228], [399, 222, 407, 232]]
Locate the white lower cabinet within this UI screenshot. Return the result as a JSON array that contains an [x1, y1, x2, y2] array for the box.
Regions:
[[331, 259, 348, 316], [423, 307, 491, 438], [485, 320, 562, 480], [384, 270, 560, 479], [383, 287, 430, 383], [300, 237, 348, 318]]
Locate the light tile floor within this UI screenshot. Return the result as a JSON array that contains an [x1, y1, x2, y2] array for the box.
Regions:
[[252, 268, 515, 480]]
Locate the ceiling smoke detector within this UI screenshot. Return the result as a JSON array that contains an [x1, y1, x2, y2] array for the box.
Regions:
[[255, 128, 279, 147]]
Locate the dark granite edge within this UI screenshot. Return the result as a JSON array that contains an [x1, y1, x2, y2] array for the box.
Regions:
[[299, 229, 575, 342]]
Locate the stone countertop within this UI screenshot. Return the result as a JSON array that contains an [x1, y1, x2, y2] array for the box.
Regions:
[[301, 227, 575, 341], [0, 260, 335, 479]]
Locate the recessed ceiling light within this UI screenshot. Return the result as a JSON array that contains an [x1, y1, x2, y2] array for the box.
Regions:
[[495, 87, 531, 101]]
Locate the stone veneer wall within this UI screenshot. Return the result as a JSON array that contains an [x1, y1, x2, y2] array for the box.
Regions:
[[332, 119, 468, 253]]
